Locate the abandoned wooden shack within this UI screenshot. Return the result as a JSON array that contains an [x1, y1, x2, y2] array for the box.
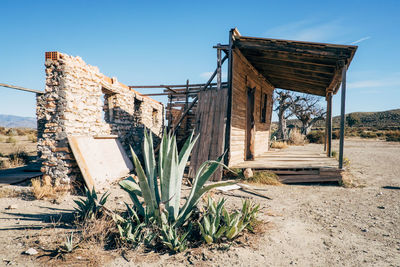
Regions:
[[137, 28, 357, 183], [0, 28, 357, 188]]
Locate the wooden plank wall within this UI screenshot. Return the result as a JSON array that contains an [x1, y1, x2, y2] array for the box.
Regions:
[[229, 48, 275, 166], [189, 88, 228, 181]]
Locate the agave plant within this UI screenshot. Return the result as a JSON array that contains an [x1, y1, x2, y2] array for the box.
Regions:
[[222, 199, 260, 240], [120, 130, 232, 227], [114, 204, 146, 246], [240, 199, 260, 232], [73, 187, 110, 220], [160, 223, 190, 253], [222, 210, 247, 240], [198, 197, 227, 244]]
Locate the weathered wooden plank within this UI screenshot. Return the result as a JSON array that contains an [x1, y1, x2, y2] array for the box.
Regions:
[[68, 136, 133, 191], [279, 175, 341, 183]]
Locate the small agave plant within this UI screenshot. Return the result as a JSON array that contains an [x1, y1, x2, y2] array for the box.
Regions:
[[73, 187, 110, 220], [198, 197, 227, 244], [199, 197, 260, 243], [119, 130, 232, 227]]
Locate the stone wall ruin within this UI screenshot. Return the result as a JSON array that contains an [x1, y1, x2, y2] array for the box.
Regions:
[[36, 52, 163, 187]]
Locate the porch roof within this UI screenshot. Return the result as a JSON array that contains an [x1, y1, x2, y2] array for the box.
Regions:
[[233, 33, 357, 96]]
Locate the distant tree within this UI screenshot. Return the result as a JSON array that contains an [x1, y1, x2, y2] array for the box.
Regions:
[[346, 113, 360, 127], [290, 94, 326, 135], [274, 90, 302, 140]]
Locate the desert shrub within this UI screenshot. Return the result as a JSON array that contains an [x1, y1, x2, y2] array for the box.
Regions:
[[332, 130, 340, 139], [0, 136, 5, 142], [376, 131, 385, 137], [16, 128, 26, 136], [245, 171, 281, 185], [270, 141, 288, 149], [306, 130, 324, 144], [28, 134, 37, 143], [385, 130, 400, 142], [6, 137, 16, 144], [7, 149, 30, 166], [345, 128, 358, 137], [5, 129, 16, 136], [288, 128, 305, 145], [0, 127, 6, 135], [360, 131, 377, 138]]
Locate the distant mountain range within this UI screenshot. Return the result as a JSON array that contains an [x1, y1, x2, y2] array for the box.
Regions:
[[1, 108, 399, 130], [276, 108, 400, 129], [330, 109, 400, 128], [0, 114, 36, 128]]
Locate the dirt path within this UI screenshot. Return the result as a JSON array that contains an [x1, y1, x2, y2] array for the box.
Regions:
[[113, 138, 400, 267], [0, 138, 399, 266]]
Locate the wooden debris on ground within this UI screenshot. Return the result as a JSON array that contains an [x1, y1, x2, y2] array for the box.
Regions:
[[214, 182, 272, 200], [68, 135, 133, 191]]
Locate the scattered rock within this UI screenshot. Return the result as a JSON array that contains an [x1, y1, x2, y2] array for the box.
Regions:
[[361, 228, 368, 232], [2, 259, 12, 266], [24, 248, 38, 255], [5, 205, 17, 210], [377, 206, 385, 209], [243, 168, 253, 178]]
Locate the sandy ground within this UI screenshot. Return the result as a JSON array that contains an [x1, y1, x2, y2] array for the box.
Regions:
[[0, 135, 36, 156], [0, 138, 399, 266]]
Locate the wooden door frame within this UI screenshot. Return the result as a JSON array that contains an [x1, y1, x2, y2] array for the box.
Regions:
[[245, 87, 255, 160]]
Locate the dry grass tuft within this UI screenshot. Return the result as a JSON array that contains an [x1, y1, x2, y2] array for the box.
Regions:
[[31, 177, 56, 199], [244, 171, 282, 186], [31, 177, 69, 201], [289, 129, 305, 145], [78, 214, 120, 250], [270, 141, 288, 149], [33, 226, 116, 266], [340, 171, 364, 188]]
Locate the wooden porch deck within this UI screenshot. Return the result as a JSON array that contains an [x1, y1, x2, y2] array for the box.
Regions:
[[231, 145, 342, 183]]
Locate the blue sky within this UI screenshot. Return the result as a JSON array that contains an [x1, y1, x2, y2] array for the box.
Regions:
[[0, 0, 399, 118]]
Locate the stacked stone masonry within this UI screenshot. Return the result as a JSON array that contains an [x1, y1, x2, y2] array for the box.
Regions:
[[37, 52, 164, 187]]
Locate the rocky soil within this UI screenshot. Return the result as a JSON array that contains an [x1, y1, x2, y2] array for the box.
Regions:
[[0, 138, 399, 266]]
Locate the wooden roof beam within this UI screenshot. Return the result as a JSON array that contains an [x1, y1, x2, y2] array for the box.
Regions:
[[254, 66, 333, 82], [252, 62, 334, 77], [240, 48, 338, 67], [236, 37, 356, 58], [270, 80, 326, 96], [263, 73, 330, 87], [237, 35, 358, 50], [0, 82, 43, 94]]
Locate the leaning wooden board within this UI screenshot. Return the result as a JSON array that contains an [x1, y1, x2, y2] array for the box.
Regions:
[[68, 136, 133, 191]]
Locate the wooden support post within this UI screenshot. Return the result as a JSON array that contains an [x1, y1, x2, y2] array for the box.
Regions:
[[324, 125, 327, 151], [324, 98, 328, 152], [326, 92, 332, 157], [339, 66, 347, 169], [224, 29, 234, 165], [185, 79, 189, 131], [217, 45, 222, 91], [167, 94, 172, 131]]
